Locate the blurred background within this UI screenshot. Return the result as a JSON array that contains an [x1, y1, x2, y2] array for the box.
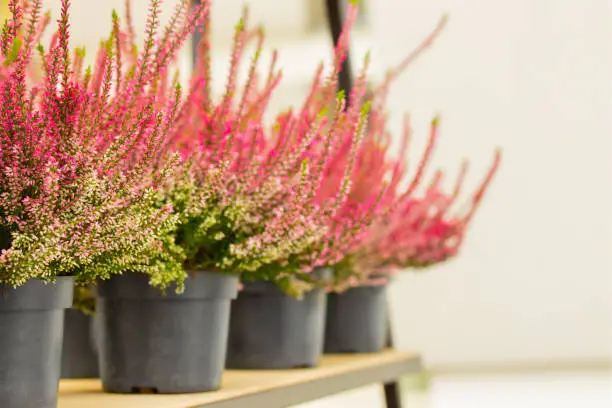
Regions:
[[4, 0, 610, 406]]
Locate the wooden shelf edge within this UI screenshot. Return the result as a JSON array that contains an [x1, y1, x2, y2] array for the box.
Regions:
[[204, 351, 422, 408], [59, 350, 422, 408]]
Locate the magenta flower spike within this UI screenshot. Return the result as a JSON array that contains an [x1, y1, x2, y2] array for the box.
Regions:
[[0, 0, 209, 289], [114, 2, 388, 296], [329, 16, 502, 290]]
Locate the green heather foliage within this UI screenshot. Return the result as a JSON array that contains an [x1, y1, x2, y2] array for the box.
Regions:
[[0, 0, 201, 289], [1, 0, 501, 301]]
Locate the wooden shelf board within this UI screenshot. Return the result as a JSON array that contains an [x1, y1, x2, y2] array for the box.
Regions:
[[58, 350, 421, 408]]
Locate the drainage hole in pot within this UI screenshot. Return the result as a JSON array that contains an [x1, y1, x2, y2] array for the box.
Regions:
[[131, 387, 158, 394], [293, 363, 314, 369]]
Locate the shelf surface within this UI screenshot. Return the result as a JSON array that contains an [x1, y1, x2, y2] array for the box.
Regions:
[[58, 350, 421, 408]]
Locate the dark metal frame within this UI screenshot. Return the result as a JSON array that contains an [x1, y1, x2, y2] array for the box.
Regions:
[[382, 321, 403, 408], [324, 0, 353, 95], [190, 1, 406, 406]]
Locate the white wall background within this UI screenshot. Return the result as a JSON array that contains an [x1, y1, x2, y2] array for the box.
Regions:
[[41, 0, 308, 47], [370, 0, 612, 370]]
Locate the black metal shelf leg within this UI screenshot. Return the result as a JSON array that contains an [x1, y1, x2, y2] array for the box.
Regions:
[[324, 0, 353, 95], [383, 311, 402, 408]]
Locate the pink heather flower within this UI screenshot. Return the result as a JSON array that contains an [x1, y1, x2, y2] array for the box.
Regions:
[[0, 0, 209, 289], [103, 3, 383, 296], [330, 16, 502, 290]]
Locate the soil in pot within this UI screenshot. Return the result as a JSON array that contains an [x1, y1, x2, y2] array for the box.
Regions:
[[324, 284, 388, 353], [226, 269, 330, 369], [96, 272, 238, 394], [61, 308, 99, 378], [0, 277, 75, 408]]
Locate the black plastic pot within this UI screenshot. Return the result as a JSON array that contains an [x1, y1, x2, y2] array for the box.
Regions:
[[226, 270, 330, 369], [96, 272, 238, 394], [61, 308, 99, 378], [0, 277, 74, 408], [324, 284, 388, 353]]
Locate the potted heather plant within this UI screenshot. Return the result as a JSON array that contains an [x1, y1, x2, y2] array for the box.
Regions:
[[325, 119, 501, 353], [60, 0, 208, 381], [88, 0, 328, 391], [224, 6, 386, 370], [323, 16, 502, 353], [72, 0, 240, 394], [88, 0, 343, 391], [0, 0, 184, 406], [217, 4, 386, 370]]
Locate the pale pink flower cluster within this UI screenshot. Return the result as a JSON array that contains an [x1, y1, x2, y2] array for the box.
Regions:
[[330, 17, 502, 290], [147, 4, 382, 293], [0, 0, 501, 295], [0, 0, 208, 288]]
